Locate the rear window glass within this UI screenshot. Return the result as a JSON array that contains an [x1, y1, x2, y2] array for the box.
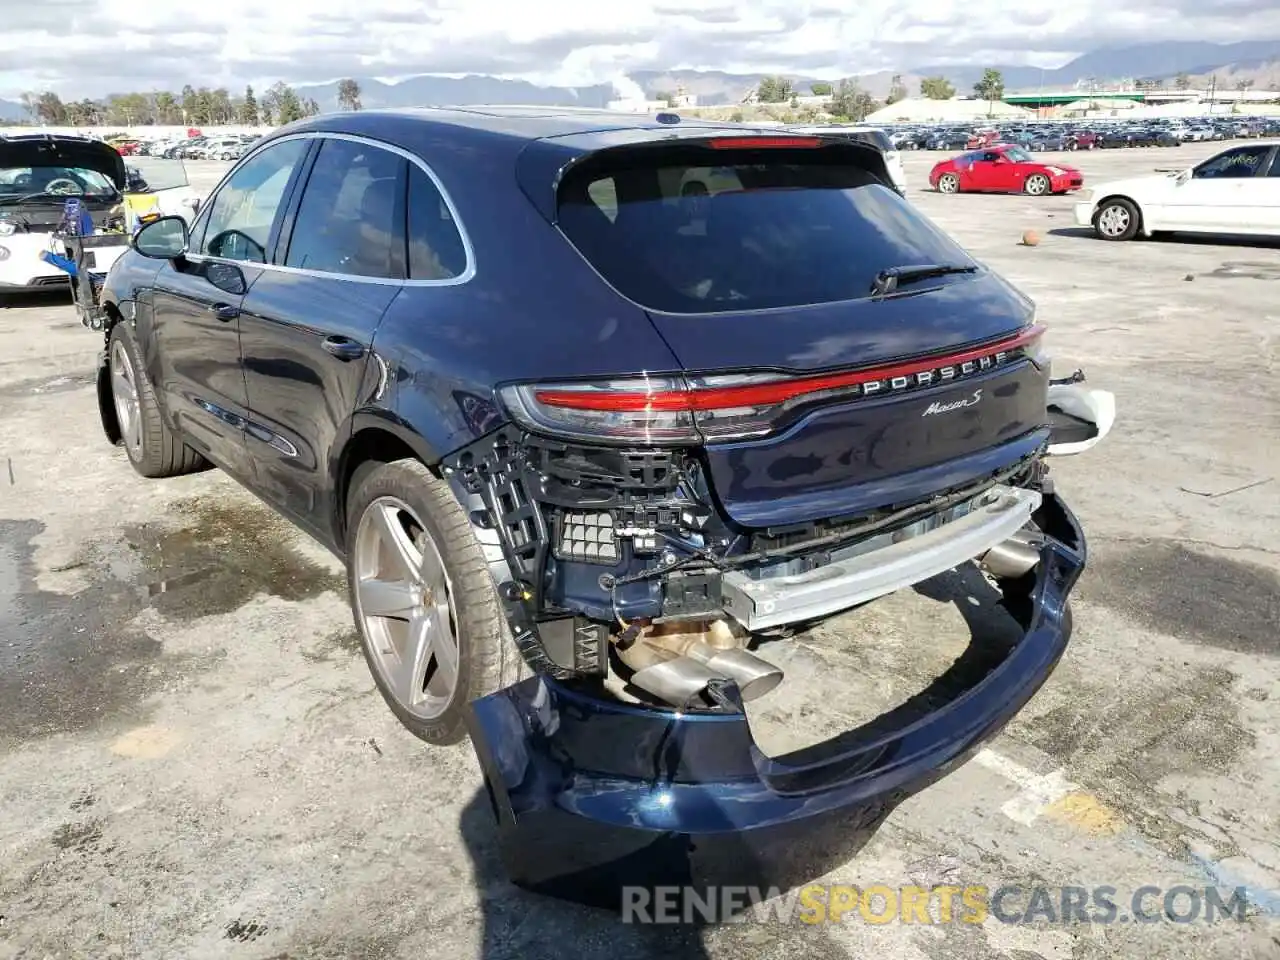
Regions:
[[557, 148, 975, 314]]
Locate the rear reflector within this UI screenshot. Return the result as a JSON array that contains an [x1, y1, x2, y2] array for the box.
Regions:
[[501, 325, 1046, 445], [707, 136, 823, 149]]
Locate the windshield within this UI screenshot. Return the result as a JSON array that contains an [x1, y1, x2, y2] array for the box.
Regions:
[[1003, 147, 1033, 163], [0, 165, 119, 200], [558, 147, 975, 314]]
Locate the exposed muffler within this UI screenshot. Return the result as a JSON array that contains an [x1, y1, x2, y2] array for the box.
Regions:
[[615, 618, 784, 708]]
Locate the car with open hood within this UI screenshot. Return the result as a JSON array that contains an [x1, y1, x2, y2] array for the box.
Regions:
[[930, 144, 1084, 196], [89, 108, 1114, 896], [1076, 140, 1280, 241], [0, 134, 201, 295]]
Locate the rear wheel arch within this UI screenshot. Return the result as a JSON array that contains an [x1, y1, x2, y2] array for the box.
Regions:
[[331, 417, 442, 548]]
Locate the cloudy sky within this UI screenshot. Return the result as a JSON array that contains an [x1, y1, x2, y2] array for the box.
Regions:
[[3, 0, 1279, 99]]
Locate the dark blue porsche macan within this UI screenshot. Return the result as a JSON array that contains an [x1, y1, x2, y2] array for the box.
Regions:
[[94, 106, 1108, 900]]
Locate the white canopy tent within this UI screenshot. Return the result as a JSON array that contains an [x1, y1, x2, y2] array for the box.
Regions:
[[864, 97, 1034, 124]]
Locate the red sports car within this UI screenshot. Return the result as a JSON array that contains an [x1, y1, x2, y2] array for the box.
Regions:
[[929, 144, 1084, 196]]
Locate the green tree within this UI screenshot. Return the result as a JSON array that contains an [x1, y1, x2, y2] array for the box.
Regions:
[[337, 78, 362, 111], [809, 81, 832, 96], [973, 68, 1004, 114], [153, 91, 179, 124], [653, 88, 674, 106], [19, 92, 37, 122], [919, 76, 955, 100], [829, 78, 877, 120], [264, 82, 305, 124], [180, 84, 198, 124], [886, 73, 908, 104], [304, 97, 321, 117], [1174, 72, 1191, 90], [240, 85, 260, 125], [36, 91, 67, 124], [756, 76, 793, 103]]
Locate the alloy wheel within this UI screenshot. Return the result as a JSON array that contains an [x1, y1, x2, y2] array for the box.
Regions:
[[1097, 204, 1131, 238], [353, 497, 460, 720], [1026, 175, 1049, 196], [938, 174, 959, 194], [109, 340, 142, 457]]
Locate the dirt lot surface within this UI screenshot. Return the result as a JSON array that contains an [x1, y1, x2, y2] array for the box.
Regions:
[[1, 148, 1278, 959]]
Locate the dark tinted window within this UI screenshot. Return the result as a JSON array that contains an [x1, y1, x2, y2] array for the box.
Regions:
[[1194, 146, 1271, 179], [1267, 148, 1280, 177], [284, 138, 406, 278], [199, 138, 307, 262], [407, 164, 467, 280], [558, 148, 976, 314]]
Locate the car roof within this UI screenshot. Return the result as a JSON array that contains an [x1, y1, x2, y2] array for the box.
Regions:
[[285, 105, 764, 148]]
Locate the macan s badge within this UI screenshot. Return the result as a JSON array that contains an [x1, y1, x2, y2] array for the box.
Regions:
[[921, 389, 983, 417]]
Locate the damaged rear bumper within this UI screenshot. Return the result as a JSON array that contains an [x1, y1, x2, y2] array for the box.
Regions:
[[466, 492, 1086, 903]]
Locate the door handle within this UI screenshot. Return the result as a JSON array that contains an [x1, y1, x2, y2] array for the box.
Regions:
[[209, 303, 239, 321], [322, 336, 366, 361]]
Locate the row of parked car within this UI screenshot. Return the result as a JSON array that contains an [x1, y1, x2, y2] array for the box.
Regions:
[[885, 115, 1280, 152]]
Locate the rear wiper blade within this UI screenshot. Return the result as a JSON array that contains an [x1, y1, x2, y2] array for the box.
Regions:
[[870, 263, 978, 298]]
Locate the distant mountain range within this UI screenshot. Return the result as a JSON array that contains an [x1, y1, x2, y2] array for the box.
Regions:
[[2, 40, 1277, 123], [296, 40, 1280, 109]]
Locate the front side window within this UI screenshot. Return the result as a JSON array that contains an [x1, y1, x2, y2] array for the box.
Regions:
[[1002, 147, 1033, 163], [284, 138, 407, 279], [1265, 148, 1280, 178], [199, 138, 308, 263], [1195, 146, 1271, 180]]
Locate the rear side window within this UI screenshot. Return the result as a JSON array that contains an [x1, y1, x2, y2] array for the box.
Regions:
[[406, 164, 468, 280], [557, 146, 974, 314], [284, 138, 406, 279]]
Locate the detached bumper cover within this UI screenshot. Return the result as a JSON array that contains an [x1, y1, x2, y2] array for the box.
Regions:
[[467, 492, 1086, 900]]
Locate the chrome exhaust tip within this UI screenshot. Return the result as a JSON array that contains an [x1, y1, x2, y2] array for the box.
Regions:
[[979, 536, 1041, 579], [685, 642, 784, 702], [629, 657, 722, 708]]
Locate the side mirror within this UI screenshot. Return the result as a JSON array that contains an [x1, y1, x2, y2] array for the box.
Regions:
[[1175, 168, 1192, 185], [132, 214, 189, 259]]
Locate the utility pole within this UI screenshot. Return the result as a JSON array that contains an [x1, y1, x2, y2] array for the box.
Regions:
[[1207, 74, 1216, 114]]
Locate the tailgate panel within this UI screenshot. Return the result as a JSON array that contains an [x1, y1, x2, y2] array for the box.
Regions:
[[703, 360, 1049, 527]]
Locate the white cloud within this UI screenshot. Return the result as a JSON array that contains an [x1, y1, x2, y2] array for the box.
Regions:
[[1, 0, 1278, 98]]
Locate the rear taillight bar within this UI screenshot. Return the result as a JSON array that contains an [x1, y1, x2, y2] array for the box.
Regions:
[[500, 325, 1045, 446], [707, 136, 823, 149]]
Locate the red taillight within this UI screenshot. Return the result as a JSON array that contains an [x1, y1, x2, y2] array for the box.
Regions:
[[706, 136, 823, 149], [501, 326, 1044, 445]]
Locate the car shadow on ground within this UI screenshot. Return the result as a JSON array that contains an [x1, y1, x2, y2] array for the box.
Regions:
[[0, 288, 73, 309], [455, 565, 1030, 959], [1048, 226, 1280, 250]]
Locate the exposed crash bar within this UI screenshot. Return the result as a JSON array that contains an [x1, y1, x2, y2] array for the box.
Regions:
[[720, 485, 1042, 630]]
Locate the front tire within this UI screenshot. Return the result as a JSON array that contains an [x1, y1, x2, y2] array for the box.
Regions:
[[937, 173, 960, 194], [107, 323, 209, 478], [1024, 174, 1051, 196], [1093, 197, 1141, 241], [345, 458, 516, 745]]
